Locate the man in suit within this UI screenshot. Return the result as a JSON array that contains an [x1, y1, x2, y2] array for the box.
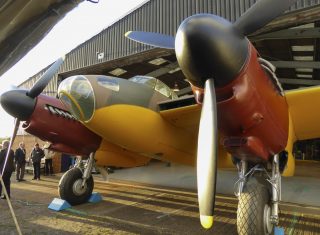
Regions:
[[30, 143, 44, 180], [0, 140, 15, 199], [14, 142, 26, 181]]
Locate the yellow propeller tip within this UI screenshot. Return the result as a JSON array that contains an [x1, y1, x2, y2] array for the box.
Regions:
[[125, 31, 132, 37], [200, 215, 213, 229]]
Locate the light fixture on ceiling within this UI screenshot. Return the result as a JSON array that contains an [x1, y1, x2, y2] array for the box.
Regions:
[[109, 68, 127, 76], [148, 57, 167, 65], [296, 74, 313, 78], [168, 67, 181, 74], [293, 56, 313, 61], [291, 45, 314, 52], [295, 68, 313, 73]]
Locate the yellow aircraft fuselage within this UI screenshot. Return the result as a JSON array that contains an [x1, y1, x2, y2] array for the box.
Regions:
[[57, 74, 320, 177]]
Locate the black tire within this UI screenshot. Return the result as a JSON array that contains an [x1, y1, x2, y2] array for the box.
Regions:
[[237, 179, 273, 235], [58, 167, 94, 205]]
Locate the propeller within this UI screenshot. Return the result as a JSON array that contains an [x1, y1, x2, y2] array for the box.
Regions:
[[196, 79, 218, 228], [234, 0, 297, 36], [0, 57, 64, 179], [125, 0, 296, 47], [125, 31, 174, 49], [27, 56, 65, 98], [0, 56, 65, 120], [126, 0, 297, 229]]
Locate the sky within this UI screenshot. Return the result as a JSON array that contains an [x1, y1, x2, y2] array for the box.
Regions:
[[0, 0, 147, 138]]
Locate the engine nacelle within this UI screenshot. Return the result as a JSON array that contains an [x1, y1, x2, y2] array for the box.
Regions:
[[216, 44, 289, 162], [22, 95, 102, 156]]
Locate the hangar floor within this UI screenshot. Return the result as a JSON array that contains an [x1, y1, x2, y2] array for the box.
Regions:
[[1, 161, 320, 234]]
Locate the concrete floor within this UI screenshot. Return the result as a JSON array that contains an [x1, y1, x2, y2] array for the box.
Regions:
[[108, 161, 320, 207], [1, 161, 320, 234]]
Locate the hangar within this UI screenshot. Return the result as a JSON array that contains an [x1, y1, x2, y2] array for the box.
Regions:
[[19, 0, 320, 92], [17, 0, 320, 167], [1, 0, 320, 234]]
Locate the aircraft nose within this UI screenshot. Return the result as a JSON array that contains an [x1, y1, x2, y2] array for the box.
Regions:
[[0, 89, 36, 120], [175, 14, 249, 88]]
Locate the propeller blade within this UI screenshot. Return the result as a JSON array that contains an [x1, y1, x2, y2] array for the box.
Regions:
[[0, 118, 20, 176], [27, 56, 65, 98], [234, 0, 297, 36], [125, 31, 175, 49], [197, 78, 218, 229]]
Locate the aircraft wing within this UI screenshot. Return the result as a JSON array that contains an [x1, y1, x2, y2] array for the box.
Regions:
[[159, 95, 201, 134], [0, 0, 83, 76], [160, 87, 320, 141], [285, 86, 320, 140], [159, 95, 233, 168]]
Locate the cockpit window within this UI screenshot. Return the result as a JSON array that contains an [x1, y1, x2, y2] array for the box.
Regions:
[[129, 75, 177, 99], [155, 80, 171, 97], [129, 76, 156, 89], [171, 91, 178, 99], [59, 94, 83, 120], [97, 76, 119, 91], [58, 76, 95, 122]]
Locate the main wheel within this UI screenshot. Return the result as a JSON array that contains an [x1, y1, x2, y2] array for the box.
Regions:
[[237, 178, 273, 235], [58, 167, 94, 205]]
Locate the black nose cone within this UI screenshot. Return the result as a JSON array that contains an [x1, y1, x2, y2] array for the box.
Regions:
[[1, 90, 36, 120], [175, 14, 249, 88]]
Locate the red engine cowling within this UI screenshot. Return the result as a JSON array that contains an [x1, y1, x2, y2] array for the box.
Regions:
[[216, 43, 289, 162], [22, 94, 102, 156]]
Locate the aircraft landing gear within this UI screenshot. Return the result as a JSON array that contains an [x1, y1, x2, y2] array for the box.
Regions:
[[58, 153, 95, 205], [235, 154, 281, 235]]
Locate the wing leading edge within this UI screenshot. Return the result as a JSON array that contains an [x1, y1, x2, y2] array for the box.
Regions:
[[159, 98, 233, 169], [286, 86, 320, 141]]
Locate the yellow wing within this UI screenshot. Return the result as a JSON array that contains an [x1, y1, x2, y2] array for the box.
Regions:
[[159, 100, 233, 168], [160, 104, 201, 135], [282, 87, 320, 176], [285, 86, 320, 141]]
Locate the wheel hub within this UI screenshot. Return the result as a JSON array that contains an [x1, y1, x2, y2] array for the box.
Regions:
[[72, 178, 87, 196]]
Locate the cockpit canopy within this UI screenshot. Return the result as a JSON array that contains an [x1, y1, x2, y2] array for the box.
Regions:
[[58, 75, 178, 123], [129, 76, 178, 99], [58, 75, 95, 122]]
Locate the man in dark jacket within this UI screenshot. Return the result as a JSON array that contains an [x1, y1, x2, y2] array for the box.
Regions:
[[0, 140, 15, 199], [14, 142, 26, 182], [30, 143, 45, 180]]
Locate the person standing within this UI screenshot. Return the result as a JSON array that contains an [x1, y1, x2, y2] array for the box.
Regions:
[[44, 144, 55, 176], [14, 142, 26, 182], [0, 140, 15, 199], [30, 143, 44, 180]]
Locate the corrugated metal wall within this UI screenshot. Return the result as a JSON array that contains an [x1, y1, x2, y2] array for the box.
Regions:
[[20, 0, 320, 95]]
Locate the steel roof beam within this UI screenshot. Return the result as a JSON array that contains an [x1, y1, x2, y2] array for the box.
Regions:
[[279, 78, 320, 85], [251, 28, 320, 41]]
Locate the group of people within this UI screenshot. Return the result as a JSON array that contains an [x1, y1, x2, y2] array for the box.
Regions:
[[0, 141, 55, 199]]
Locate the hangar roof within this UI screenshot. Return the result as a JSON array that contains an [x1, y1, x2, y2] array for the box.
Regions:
[[18, 0, 320, 95], [59, 5, 320, 93]]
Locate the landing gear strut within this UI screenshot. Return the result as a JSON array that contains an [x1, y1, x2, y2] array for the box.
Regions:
[[58, 153, 95, 205], [235, 155, 281, 235]]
